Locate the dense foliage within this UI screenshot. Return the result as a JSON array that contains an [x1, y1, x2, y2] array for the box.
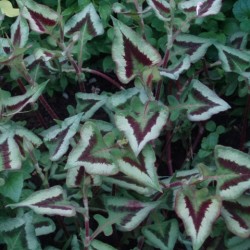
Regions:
[[0, 0, 250, 249]]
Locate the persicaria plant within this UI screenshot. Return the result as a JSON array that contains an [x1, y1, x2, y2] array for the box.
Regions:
[[0, 0, 250, 249]]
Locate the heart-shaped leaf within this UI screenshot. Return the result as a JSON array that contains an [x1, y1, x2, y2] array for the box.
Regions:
[[66, 122, 118, 176], [7, 186, 76, 217], [146, 0, 171, 21], [187, 80, 231, 121], [112, 18, 161, 84], [215, 145, 250, 200], [11, 16, 29, 48], [16, 0, 58, 34], [105, 196, 160, 231], [41, 113, 83, 161], [115, 97, 168, 156], [174, 34, 212, 63], [64, 3, 104, 39], [175, 187, 221, 250]]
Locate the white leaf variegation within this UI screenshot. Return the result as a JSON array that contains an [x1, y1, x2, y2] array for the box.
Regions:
[[215, 145, 250, 200], [112, 17, 161, 84], [64, 3, 104, 38], [175, 188, 221, 250], [187, 80, 230, 121], [41, 113, 83, 161], [66, 122, 118, 176], [105, 196, 160, 231], [146, 0, 171, 21], [174, 34, 212, 63], [115, 98, 168, 156], [160, 56, 191, 80], [7, 186, 76, 217]]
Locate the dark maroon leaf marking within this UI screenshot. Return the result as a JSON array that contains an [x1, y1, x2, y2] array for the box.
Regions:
[[197, 0, 214, 16], [39, 205, 73, 210], [3, 47, 11, 54], [75, 166, 85, 186], [6, 97, 31, 112], [51, 127, 70, 157], [14, 135, 25, 157], [223, 201, 250, 229], [220, 175, 250, 191], [0, 140, 11, 169], [183, 6, 196, 12], [67, 14, 96, 36], [231, 37, 244, 49], [108, 202, 143, 213], [126, 112, 159, 143], [167, 61, 184, 74], [152, 0, 170, 13], [175, 40, 203, 57], [218, 158, 250, 175], [184, 196, 213, 232], [120, 213, 135, 226], [34, 194, 63, 207], [34, 221, 50, 228], [122, 155, 147, 172], [123, 35, 154, 78], [223, 50, 249, 71], [28, 8, 56, 32], [13, 23, 21, 47]]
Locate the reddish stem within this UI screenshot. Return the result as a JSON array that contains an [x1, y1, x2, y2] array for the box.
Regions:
[[39, 95, 59, 120]]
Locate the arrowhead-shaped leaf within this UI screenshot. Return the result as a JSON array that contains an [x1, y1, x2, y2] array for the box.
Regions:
[[64, 3, 104, 39], [41, 113, 83, 161], [66, 122, 118, 176], [112, 18, 162, 84], [11, 16, 29, 48], [115, 97, 168, 156], [175, 187, 221, 250], [105, 196, 160, 231], [142, 220, 179, 250], [215, 145, 250, 200], [7, 186, 76, 217], [222, 199, 250, 238], [160, 56, 191, 80], [146, 0, 171, 21], [17, 0, 58, 34], [114, 145, 161, 191], [174, 34, 212, 63], [179, 0, 222, 17], [187, 80, 231, 121], [215, 44, 250, 73]]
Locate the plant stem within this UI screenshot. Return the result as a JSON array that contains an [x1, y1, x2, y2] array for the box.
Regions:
[[83, 181, 90, 250], [133, 0, 146, 38]]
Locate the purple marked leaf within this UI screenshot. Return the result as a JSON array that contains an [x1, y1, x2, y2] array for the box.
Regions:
[[174, 34, 212, 63], [64, 3, 104, 39], [33, 216, 56, 236], [146, 0, 171, 21], [17, 0, 58, 34], [115, 97, 168, 155], [105, 196, 159, 231], [66, 122, 118, 176], [114, 145, 161, 191], [175, 187, 221, 250], [215, 44, 250, 73], [230, 32, 248, 50], [41, 113, 83, 161], [215, 145, 250, 200], [11, 16, 29, 48], [66, 166, 85, 188], [187, 80, 230, 121], [160, 56, 191, 80], [7, 186, 76, 217], [112, 18, 161, 84], [222, 200, 250, 238]]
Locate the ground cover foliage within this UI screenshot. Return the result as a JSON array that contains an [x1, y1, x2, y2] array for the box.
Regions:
[[0, 0, 250, 249]]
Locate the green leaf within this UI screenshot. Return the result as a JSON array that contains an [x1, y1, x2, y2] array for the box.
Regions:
[[233, 0, 250, 22], [90, 240, 116, 250], [0, 0, 19, 17]]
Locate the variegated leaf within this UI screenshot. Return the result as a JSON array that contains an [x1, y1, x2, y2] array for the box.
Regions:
[[33, 215, 56, 236], [174, 34, 212, 63], [215, 145, 250, 200], [179, 0, 222, 17], [41, 113, 83, 161], [230, 32, 248, 50], [222, 200, 250, 238], [64, 3, 104, 39], [215, 44, 250, 73], [175, 187, 221, 250], [76, 93, 108, 121], [16, 0, 58, 34], [66, 122, 118, 176], [160, 56, 191, 80], [0, 38, 11, 56], [142, 220, 179, 250], [114, 145, 161, 191], [0, 82, 46, 118], [11, 16, 29, 48], [115, 97, 168, 156], [105, 196, 160, 231], [7, 186, 76, 217], [146, 0, 171, 21], [187, 80, 230, 121], [112, 18, 162, 84]]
